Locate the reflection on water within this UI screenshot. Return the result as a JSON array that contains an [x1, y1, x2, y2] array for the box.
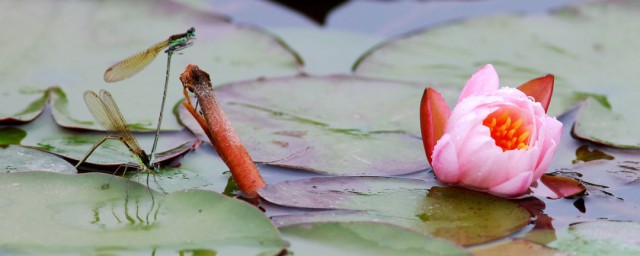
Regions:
[[518, 197, 557, 245], [53, 187, 162, 232]]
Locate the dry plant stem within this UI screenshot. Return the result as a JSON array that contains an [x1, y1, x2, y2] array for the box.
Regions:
[[180, 64, 265, 198]]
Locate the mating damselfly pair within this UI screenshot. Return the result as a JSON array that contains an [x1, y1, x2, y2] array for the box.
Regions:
[[76, 27, 195, 179]]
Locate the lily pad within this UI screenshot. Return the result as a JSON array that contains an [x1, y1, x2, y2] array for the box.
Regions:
[[19, 106, 199, 170], [353, 1, 640, 147], [0, 127, 27, 145], [260, 176, 531, 245], [180, 75, 434, 175], [0, 0, 302, 131], [0, 88, 48, 123], [280, 222, 468, 256], [130, 143, 232, 194], [550, 220, 640, 255], [0, 145, 76, 174], [0, 172, 284, 254]]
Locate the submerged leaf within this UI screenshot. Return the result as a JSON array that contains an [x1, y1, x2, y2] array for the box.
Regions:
[[0, 127, 27, 145], [281, 222, 468, 256], [573, 145, 615, 163], [261, 176, 531, 245], [471, 239, 568, 256]]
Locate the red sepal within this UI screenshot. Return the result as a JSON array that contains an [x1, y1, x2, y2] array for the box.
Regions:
[[420, 88, 451, 164], [517, 74, 554, 113]]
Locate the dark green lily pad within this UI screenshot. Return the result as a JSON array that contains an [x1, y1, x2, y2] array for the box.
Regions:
[[0, 0, 302, 130], [0, 127, 27, 145], [550, 220, 640, 255], [0, 145, 76, 174], [260, 176, 531, 245], [280, 222, 468, 256], [179, 75, 435, 175], [353, 1, 640, 148], [0, 172, 284, 254]]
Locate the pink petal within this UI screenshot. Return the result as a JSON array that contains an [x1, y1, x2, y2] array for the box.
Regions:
[[431, 134, 461, 183], [489, 172, 533, 197], [458, 64, 499, 103], [456, 125, 509, 188], [533, 118, 563, 179]]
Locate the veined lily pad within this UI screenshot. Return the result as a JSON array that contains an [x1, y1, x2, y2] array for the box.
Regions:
[[179, 75, 435, 175], [0, 172, 284, 254], [0, 145, 76, 174], [353, 1, 640, 148], [550, 220, 640, 255], [260, 176, 531, 245], [280, 222, 468, 256], [0, 0, 302, 130]]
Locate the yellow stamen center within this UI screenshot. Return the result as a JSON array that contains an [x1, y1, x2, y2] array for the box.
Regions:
[[482, 108, 531, 151]]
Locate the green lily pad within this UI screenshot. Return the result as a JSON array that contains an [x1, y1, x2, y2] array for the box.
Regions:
[[179, 75, 433, 175], [0, 88, 48, 123], [550, 220, 640, 255], [0, 145, 76, 174], [0, 127, 27, 145], [0, 172, 284, 254], [0, 0, 302, 131], [353, 1, 640, 147], [280, 222, 468, 256], [19, 106, 198, 169], [260, 176, 531, 245]]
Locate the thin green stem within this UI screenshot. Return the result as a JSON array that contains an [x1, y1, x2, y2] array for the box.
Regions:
[[149, 52, 173, 165]]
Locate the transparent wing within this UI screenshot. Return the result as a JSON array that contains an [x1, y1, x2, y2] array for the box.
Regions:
[[83, 90, 119, 132], [103, 40, 169, 83], [97, 90, 143, 154]]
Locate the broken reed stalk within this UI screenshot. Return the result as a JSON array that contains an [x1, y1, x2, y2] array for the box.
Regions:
[[179, 64, 265, 198]]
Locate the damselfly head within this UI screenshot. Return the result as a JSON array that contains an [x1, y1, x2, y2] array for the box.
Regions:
[[187, 27, 196, 37]]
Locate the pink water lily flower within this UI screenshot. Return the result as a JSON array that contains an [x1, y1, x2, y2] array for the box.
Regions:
[[420, 64, 562, 197]]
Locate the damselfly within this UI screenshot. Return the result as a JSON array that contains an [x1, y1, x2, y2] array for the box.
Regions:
[[76, 90, 153, 173], [103, 27, 195, 164]]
